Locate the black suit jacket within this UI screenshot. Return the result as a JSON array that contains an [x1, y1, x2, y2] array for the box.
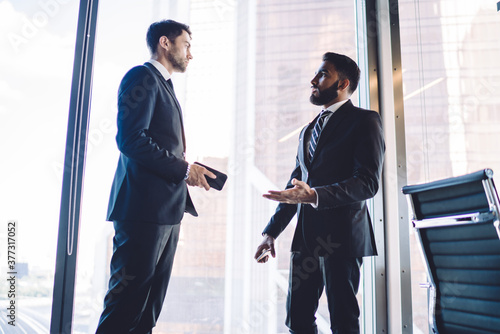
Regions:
[[107, 62, 197, 225], [263, 100, 385, 257]]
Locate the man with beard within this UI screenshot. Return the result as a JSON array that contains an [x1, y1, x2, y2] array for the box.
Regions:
[[96, 20, 216, 333], [254, 52, 385, 334]]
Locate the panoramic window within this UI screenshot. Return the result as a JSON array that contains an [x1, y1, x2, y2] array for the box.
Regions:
[[0, 0, 79, 331], [2, 1, 382, 333], [75, 1, 370, 333], [399, 0, 500, 332]]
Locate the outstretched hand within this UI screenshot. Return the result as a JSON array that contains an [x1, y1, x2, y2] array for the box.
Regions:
[[262, 178, 317, 204], [185, 164, 216, 191]]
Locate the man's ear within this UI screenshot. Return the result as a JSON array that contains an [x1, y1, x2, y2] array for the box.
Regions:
[[158, 36, 170, 51], [339, 78, 350, 92]]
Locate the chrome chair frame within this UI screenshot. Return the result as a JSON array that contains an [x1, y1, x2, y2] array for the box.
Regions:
[[403, 169, 500, 334]]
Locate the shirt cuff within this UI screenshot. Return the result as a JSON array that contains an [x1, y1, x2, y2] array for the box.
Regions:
[[184, 163, 191, 180], [310, 188, 319, 208]]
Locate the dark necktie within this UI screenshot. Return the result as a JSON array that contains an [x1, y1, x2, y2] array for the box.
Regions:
[[165, 78, 185, 151], [166, 78, 174, 89], [308, 110, 331, 161]]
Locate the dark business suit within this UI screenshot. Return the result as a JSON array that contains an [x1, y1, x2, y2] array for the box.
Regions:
[[262, 100, 385, 334], [97, 62, 196, 333]]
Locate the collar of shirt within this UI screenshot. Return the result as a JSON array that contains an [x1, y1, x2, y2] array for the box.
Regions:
[[324, 99, 349, 114], [309, 98, 349, 209], [321, 99, 349, 124], [147, 59, 171, 81]]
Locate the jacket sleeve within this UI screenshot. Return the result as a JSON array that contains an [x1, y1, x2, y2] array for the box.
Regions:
[[115, 66, 188, 183], [262, 123, 307, 239], [314, 111, 385, 209]]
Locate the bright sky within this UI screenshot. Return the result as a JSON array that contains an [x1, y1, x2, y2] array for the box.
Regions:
[[0, 0, 79, 268]]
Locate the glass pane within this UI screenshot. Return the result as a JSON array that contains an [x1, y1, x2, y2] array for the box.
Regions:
[[399, 1, 500, 332], [232, 1, 362, 333], [74, 0, 235, 332], [0, 0, 79, 331], [75, 1, 370, 334]]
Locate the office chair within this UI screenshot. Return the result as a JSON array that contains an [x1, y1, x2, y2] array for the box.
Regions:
[[402, 169, 500, 334]]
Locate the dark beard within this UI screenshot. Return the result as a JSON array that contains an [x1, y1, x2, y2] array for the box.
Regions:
[[310, 80, 339, 106], [167, 48, 187, 72]]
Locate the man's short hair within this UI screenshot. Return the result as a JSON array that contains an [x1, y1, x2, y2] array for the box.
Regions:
[[322, 52, 360, 94], [146, 19, 192, 55]]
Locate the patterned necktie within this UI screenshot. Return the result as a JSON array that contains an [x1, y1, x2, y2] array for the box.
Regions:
[[308, 110, 331, 161]]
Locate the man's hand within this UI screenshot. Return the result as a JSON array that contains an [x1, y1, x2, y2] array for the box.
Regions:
[[254, 234, 276, 263], [262, 178, 317, 204], [185, 164, 216, 191]]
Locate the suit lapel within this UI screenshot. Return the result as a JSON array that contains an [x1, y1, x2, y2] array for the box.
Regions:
[[158, 76, 187, 150], [143, 62, 186, 150], [309, 100, 352, 165], [160, 76, 182, 111], [144, 62, 182, 110], [300, 120, 315, 169]]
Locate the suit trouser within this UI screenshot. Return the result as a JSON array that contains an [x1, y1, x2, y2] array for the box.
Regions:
[[286, 252, 363, 334], [96, 220, 180, 334]]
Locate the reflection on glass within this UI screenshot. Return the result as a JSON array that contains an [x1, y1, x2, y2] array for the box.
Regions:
[[0, 0, 79, 331], [400, 1, 500, 332]]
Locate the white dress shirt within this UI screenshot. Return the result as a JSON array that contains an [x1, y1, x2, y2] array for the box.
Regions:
[[147, 59, 171, 81], [310, 99, 349, 208]]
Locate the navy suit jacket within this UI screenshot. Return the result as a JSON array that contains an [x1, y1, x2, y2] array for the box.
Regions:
[[107, 62, 197, 225], [263, 100, 385, 257]]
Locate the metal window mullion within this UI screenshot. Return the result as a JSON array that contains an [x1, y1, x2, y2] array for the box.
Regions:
[[50, 0, 99, 333], [387, 1, 413, 332], [357, 0, 388, 333], [369, 0, 412, 333]]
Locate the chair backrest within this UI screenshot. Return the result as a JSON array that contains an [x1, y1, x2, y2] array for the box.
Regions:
[[402, 169, 500, 334]]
